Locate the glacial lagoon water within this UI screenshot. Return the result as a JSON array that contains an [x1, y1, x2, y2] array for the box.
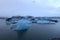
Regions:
[[0, 19, 60, 40]]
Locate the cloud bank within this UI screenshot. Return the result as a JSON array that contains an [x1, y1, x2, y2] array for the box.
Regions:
[[0, 0, 60, 17]]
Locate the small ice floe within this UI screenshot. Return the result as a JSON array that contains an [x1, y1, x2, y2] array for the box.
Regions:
[[36, 19, 58, 24]]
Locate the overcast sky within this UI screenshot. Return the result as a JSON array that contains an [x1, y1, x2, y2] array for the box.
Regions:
[[0, 0, 60, 17]]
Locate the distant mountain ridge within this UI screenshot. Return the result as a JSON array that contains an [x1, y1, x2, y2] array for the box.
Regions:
[[0, 17, 8, 19], [0, 16, 60, 19]]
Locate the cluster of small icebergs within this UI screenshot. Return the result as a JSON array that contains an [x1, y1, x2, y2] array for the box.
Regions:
[[6, 16, 58, 25]]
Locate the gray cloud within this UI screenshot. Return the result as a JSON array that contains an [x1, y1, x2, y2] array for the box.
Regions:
[[0, 0, 60, 17]]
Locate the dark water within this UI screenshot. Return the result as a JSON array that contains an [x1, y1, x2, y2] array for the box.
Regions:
[[0, 19, 60, 40]]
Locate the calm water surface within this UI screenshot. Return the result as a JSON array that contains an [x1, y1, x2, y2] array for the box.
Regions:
[[0, 19, 60, 40]]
